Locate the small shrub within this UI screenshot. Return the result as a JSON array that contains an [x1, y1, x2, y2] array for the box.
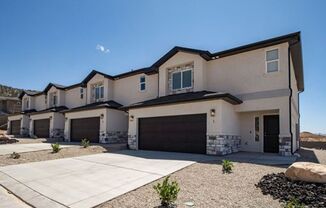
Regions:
[[10, 152, 20, 159], [222, 159, 234, 173], [81, 138, 90, 148], [284, 198, 305, 208], [51, 143, 61, 153], [153, 176, 180, 207]]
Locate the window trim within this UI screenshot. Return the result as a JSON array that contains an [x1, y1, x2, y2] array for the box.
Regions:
[[265, 47, 280, 73], [80, 88, 84, 99], [92, 83, 104, 102], [139, 75, 146, 92], [171, 68, 193, 91]]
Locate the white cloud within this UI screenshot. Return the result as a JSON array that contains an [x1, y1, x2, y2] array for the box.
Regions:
[[96, 44, 110, 53]]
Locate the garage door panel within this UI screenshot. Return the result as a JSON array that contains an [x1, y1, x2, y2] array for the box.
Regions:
[[139, 114, 207, 154], [71, 117, 100, 143], [34, 119, 50, 138], [10, 120, 21, 135]]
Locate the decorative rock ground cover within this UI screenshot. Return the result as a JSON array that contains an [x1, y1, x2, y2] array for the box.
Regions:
[[256, 173, 326, 207], [0, 136, 18, 144]]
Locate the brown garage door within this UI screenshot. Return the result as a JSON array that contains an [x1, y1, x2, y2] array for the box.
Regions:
[[34, 119, 50, 138], [10, 120, 21, 135], [139, 114, 207, 154], [70, 117, 100, 143]]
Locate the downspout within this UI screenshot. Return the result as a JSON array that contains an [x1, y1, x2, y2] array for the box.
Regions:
[[288, 45, 293, 154]]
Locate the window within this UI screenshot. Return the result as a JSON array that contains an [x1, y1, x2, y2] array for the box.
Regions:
[[266, 49, 279, 73], [139, 75, 146, 91], [24, 98, 29, 109], [50, 92, 57, 107], [45, 95, 47, 104], [171, 65, 193, 91], [92, 83, 104, 102], [80, 88, 84, 99], [255, 116, 259, 142]]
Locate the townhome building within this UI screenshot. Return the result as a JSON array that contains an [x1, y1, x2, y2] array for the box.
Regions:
[[7, 32, 303, 156]]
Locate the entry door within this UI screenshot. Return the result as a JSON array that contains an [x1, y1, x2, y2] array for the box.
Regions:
[[263, 115, 279, 153]]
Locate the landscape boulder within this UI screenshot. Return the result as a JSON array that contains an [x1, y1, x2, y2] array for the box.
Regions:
[[285, 162, 326, 183]]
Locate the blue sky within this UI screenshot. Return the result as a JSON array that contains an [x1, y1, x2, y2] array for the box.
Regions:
[[0, 0, 325, 133]]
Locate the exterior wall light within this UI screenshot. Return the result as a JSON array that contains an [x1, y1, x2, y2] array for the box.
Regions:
[[130, 115, 134, 122], [100, 114, 104, 119], [210, 109, 215, 117], [65, 117, 68, 121], [49, 116, 53, 120]]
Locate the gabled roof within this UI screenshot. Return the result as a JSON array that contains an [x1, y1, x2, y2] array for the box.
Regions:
[[122, 91, 242, 110], [43, 83, 66, 93], [18, 90, 43, 99], [62, 100, 123, 113]]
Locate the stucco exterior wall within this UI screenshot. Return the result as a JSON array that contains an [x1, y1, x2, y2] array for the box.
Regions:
[[65, 86, 86, 108], [206, 43, 289, 95], [113, 73, 158, 105], [106, 109, 128, 132], [34, 94, 46, 111]]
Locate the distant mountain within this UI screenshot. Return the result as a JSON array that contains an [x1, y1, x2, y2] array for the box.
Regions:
[[301, 131, 326, 142], [0, 84, 37, 98]]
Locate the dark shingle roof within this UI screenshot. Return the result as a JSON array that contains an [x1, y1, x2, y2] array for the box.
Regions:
[[29, 106, 68, 115], [62, 100, 123, 113], [123, 91, 242, 110]]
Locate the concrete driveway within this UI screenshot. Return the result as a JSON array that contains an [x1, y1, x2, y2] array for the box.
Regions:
[[0, 143, 73, 155], [0, 150, 213, 208]]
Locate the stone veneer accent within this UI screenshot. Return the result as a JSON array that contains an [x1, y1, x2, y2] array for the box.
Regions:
[[100, 131, 128, 144], [128, 134, 137, 150], [50, 129, 64, 138], [167, 63, 194, 95], [20, 127, 29, 136], [207, 135, 241, 155], [279, 137, 292, 156]]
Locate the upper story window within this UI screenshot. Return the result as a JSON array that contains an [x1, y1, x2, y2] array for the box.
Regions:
[[139, 75, 146, 92], [24, 98, 29, 109], [92, 83, 104, 102], [171, 65, 193, 91], [45, 95, 47, 104], [50, 92, 57, 107], [80, 88, 84, 99], [266, 48, 279, 73]]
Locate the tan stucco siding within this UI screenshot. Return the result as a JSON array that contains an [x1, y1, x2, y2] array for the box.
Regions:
[[106, 109, 128, 132], [207, 43, 289, 95], [158, 52, 206, 96], [65, 87, 86, 108], [34, 94, 46, 111], [113, 73, 158, 105]]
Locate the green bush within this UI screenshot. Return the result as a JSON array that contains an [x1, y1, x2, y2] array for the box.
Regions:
[[284, 198, 305, 208], [222, 159, 234, 173], [10, 152, 20, 159], [81, 138, 90, 148], [153, 176, 180, 207], [51, 143, 61, 153]]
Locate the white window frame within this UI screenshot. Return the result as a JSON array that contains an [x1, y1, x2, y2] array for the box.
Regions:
[[50, 92, 57, 107], [171, 68, 193, 91], [139, 75, 146, 92], [265, 48, 280, 73], [24, 98, 29, 109], [92, 83, 104, 102]]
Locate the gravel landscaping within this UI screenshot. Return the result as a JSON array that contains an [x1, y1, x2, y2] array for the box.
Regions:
[[0, 145, 109, 167], [97, 161, 286, 208]]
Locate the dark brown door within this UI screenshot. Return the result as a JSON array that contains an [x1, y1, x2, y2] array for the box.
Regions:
[[34, 119, 50, 138], [138, 114, 207, 154], [264, 115, 279, 153], [10, 120, 21, 135], [70, 117, 100, 143]]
